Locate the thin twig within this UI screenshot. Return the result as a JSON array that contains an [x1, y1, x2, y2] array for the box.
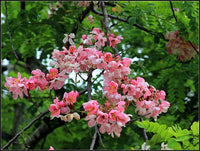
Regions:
[[90, 123, 98, 150], [169, 1, 177, 22], [78, 73, 87, 81], [1, 110, 49, 150], [5, 1, 19, 59], [127, 113, 151, 123], [188, 40, 199, 55], [96, 125, 105, 149], [140, 117, 148, 142], [92, 69, 105, 84]]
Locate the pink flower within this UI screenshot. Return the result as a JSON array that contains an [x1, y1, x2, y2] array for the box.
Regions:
[[85, 115, 96, 127], [82, 34, 87, 40], [49, 104, 60, 116], [109, 35, 123, 48], [97, 110, 109, 124], [49, 68, 58, 79], [49, 146, 54, 150], [4, 72, 29, 99], [63, 91, 79, 105], [116, 112, 130, 127], [83, 100, 99, 115], [109, 110, 119, 122], [117, 101, 125, 112], [108, 81, 118, 94], [103, 52, 112, 62], [63, 33, 75, 45], [159, 101, 170, 113], [122, 58, 132, 67], [69, 45, 76, 53], [88, 15, 94, 24]]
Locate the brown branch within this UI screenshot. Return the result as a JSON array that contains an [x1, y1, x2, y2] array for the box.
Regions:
[[92, 8, 168, 42], [127, 113, 151, 123], [72, 2, 93, 35], [1, 110, 49, 150], [169, 1, 177, 22], [140, 117, 148, 142], [87, 68, 94, 100], [5, 1, 19, 59]]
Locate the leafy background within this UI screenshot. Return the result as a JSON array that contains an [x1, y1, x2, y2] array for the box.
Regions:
[[1, 1, 199, 150]]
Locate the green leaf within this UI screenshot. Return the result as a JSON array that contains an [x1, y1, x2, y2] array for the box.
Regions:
[[128, 16, 136, 25], [167, 138, 182, 150], [135, 121, 144, 128], [176, 135, 192, 142], [190, 121, 199, 136]]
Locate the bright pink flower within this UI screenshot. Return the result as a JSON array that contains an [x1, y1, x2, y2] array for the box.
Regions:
[[63, 91, 79, 105], [69, 45, 76, 53], [49, 68, 58, 79], [83, 100, 99, 115], [103, 52, 112, 62], [159, 90, 166, 101], [82, 34, 87, 40], [49, 104, 60, 116]]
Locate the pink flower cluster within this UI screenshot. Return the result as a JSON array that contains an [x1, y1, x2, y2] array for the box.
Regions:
[[4, 68, 68, 100], [165, 30, 198, 61], [83, 100, 131, 137], [50, 28, 123, 73], [4, 27, 170, 138], [49, 91, 79, 117]]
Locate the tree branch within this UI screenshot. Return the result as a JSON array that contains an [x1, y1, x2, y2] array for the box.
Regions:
[[92, 8, 168, 42], [140, 117, 148, 142], [169, 1, 177, 22], [87, 68, 94, 100], [188, 40, 199, 55], [1, 110, 49, 150], [5, 1, 19, 59], [96, 125, 105, 149], [90, 123, 98, 150]]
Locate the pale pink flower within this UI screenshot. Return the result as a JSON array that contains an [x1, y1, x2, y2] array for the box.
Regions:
[[97, 110, 109, 124], [85, 114, 96, 127], [109, 110, 119, 122], [116, 112, 130, 127], [49, 146, 54, 150], [63, 33, 75, 45], [88, 15, 94, 24], [117, 101, 125, 112], [122, 58, 132, 67]]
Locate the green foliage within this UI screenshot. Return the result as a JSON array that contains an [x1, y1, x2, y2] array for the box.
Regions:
[[136, 120, 199, 150]]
